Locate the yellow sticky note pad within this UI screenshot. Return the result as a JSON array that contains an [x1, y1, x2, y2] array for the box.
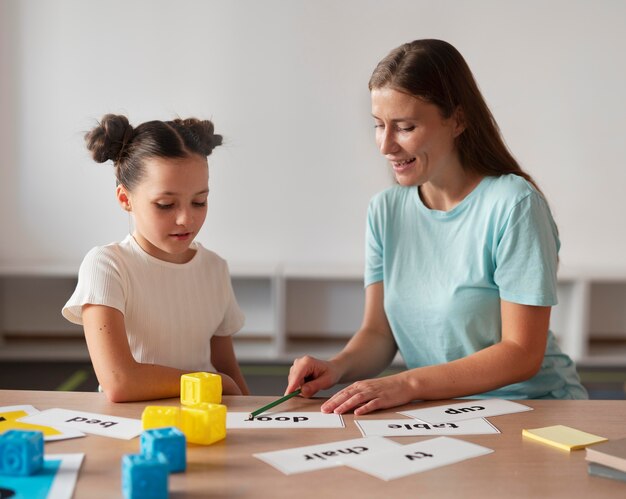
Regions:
[[522, 425, 608, 451]]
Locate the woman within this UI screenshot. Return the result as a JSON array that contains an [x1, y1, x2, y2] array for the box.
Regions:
[[286, 39, 587, 415]]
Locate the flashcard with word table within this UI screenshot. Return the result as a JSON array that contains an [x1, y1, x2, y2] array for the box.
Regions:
[[355, 417, 500, 437]]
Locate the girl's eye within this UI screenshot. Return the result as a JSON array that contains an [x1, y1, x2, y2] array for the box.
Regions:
[[399, 126, 415, 132], [155, 203, 174, 210], [192, 201, 207, 208]]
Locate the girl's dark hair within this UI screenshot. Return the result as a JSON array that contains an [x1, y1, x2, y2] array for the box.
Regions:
[[369, 39, 541, 191], [85, 115, 222, 190]]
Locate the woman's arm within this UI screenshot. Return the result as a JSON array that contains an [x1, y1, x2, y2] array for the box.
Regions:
[[82, 304, 245, 402], [211, 335, 250, 395], [323, 299, 551, 415], [286, 282, 398, 396]]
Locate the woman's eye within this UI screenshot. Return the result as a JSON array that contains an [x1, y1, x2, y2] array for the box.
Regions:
[[399, 126, 415, 132], [155, 203, 174, 210], [192, 201, 207, 208]]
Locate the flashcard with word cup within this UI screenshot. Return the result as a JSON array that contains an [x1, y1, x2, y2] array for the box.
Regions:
[[398, 399, 532, 424], [19, 408, 142, 440], [227, 411, 345, 429], [253, 436, 401, 475], [346, 436, 493, 481], [355, 417, 500, 437]]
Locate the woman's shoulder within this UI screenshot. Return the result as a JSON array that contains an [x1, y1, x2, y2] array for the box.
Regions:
[[484, 174, 537, 201], [369, 184, 413, 209], [475, 174, 547, 215]]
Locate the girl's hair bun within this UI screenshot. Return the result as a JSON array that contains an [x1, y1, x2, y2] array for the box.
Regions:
[[170, 118, 223, 157], [85, 114, 134, 163]]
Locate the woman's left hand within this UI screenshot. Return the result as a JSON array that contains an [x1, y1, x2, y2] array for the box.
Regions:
[[320, 372, 416, 416]]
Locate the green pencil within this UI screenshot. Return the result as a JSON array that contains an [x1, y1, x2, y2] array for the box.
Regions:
[[246, 389, 302, 420]]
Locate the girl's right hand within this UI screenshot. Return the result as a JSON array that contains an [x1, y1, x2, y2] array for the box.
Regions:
[[286, 355, 342, 398]]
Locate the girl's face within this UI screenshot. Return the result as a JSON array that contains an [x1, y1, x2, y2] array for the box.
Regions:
[[117, 154, 209, 264], [371, 87, 464, 187]]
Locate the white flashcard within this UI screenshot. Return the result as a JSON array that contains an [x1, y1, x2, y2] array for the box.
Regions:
[[46, 453, 85, 499], [347, 436, 493, 481], [18, 408, 142, 440], [254, 436, 401, 475], [227, 411, 345, 429], [355, 417, 500, 437], [399, 399, 532, 424], [0, 405, 85, 441]]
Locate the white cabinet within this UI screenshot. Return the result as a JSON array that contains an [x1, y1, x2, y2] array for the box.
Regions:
[[1, 265, 626, 366]]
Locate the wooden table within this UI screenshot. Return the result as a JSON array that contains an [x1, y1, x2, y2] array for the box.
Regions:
[[1, 390, 625, 498]]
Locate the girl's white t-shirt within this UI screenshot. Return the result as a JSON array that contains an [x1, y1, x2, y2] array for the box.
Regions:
[[62, 234, 244, 372]]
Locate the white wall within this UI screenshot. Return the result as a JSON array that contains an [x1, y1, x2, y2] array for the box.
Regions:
[[1, 0, 625, 271]]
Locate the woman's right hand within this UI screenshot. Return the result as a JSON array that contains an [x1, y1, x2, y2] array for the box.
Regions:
[[285, 355, 343, 398]]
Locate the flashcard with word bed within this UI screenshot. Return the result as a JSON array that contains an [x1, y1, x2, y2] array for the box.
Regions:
[[399, 399, 532, 424], [18, 408, 142, 440], [355, 417, 500, 437], [0, 405, 85, 442], [346, 436, 493, 481], [227, 411, 344, 429], [253, 436, 401, 475]]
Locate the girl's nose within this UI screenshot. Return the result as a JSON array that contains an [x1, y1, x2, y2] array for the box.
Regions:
[[176, 207, 192, 226]]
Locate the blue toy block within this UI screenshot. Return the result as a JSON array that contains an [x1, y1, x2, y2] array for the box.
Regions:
[[121, 453, 169, 499], [141, 427, 186, 473], [0, 430, 44, 476]]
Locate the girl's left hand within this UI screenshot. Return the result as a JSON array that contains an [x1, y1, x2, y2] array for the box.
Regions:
[[320, 373, 416, 416]]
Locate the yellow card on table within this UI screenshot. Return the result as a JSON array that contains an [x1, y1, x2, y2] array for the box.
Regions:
[[0, 409, 62, 437], [522, 425, 608, 451]]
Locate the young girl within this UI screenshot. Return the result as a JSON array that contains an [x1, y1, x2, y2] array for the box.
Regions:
[[286, 39, 588, 414], [63, 114, 249, 402]]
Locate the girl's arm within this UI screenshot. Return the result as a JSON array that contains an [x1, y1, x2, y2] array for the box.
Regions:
[[322, 299, 550, 415], [286, 282, 398, 396], [211, 335, 250, 395], [82, 304, 244, 402]]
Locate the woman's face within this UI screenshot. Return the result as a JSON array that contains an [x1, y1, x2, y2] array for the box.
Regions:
[[117, 154, 209, 264], [371, 87, 463, 187]]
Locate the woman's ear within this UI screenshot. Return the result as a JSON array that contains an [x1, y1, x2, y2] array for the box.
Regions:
[[452, 106, 466, 137], [116, 185, 132, 212]]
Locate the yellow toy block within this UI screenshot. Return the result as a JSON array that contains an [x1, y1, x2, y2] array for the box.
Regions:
[[180, 372, 222, 406], [141, 406, 181, 430], [180, 403, 226, 445]]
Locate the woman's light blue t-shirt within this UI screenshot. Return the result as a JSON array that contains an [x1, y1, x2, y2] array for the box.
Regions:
[[365, 174, 587, 399]]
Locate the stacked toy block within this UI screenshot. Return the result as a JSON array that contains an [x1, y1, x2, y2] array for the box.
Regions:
[[122, 372, 227, 498], [141, 372, 227, 445]]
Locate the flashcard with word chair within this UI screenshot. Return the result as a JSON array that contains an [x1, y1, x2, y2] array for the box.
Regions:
[[254, 436, 401, 475]]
